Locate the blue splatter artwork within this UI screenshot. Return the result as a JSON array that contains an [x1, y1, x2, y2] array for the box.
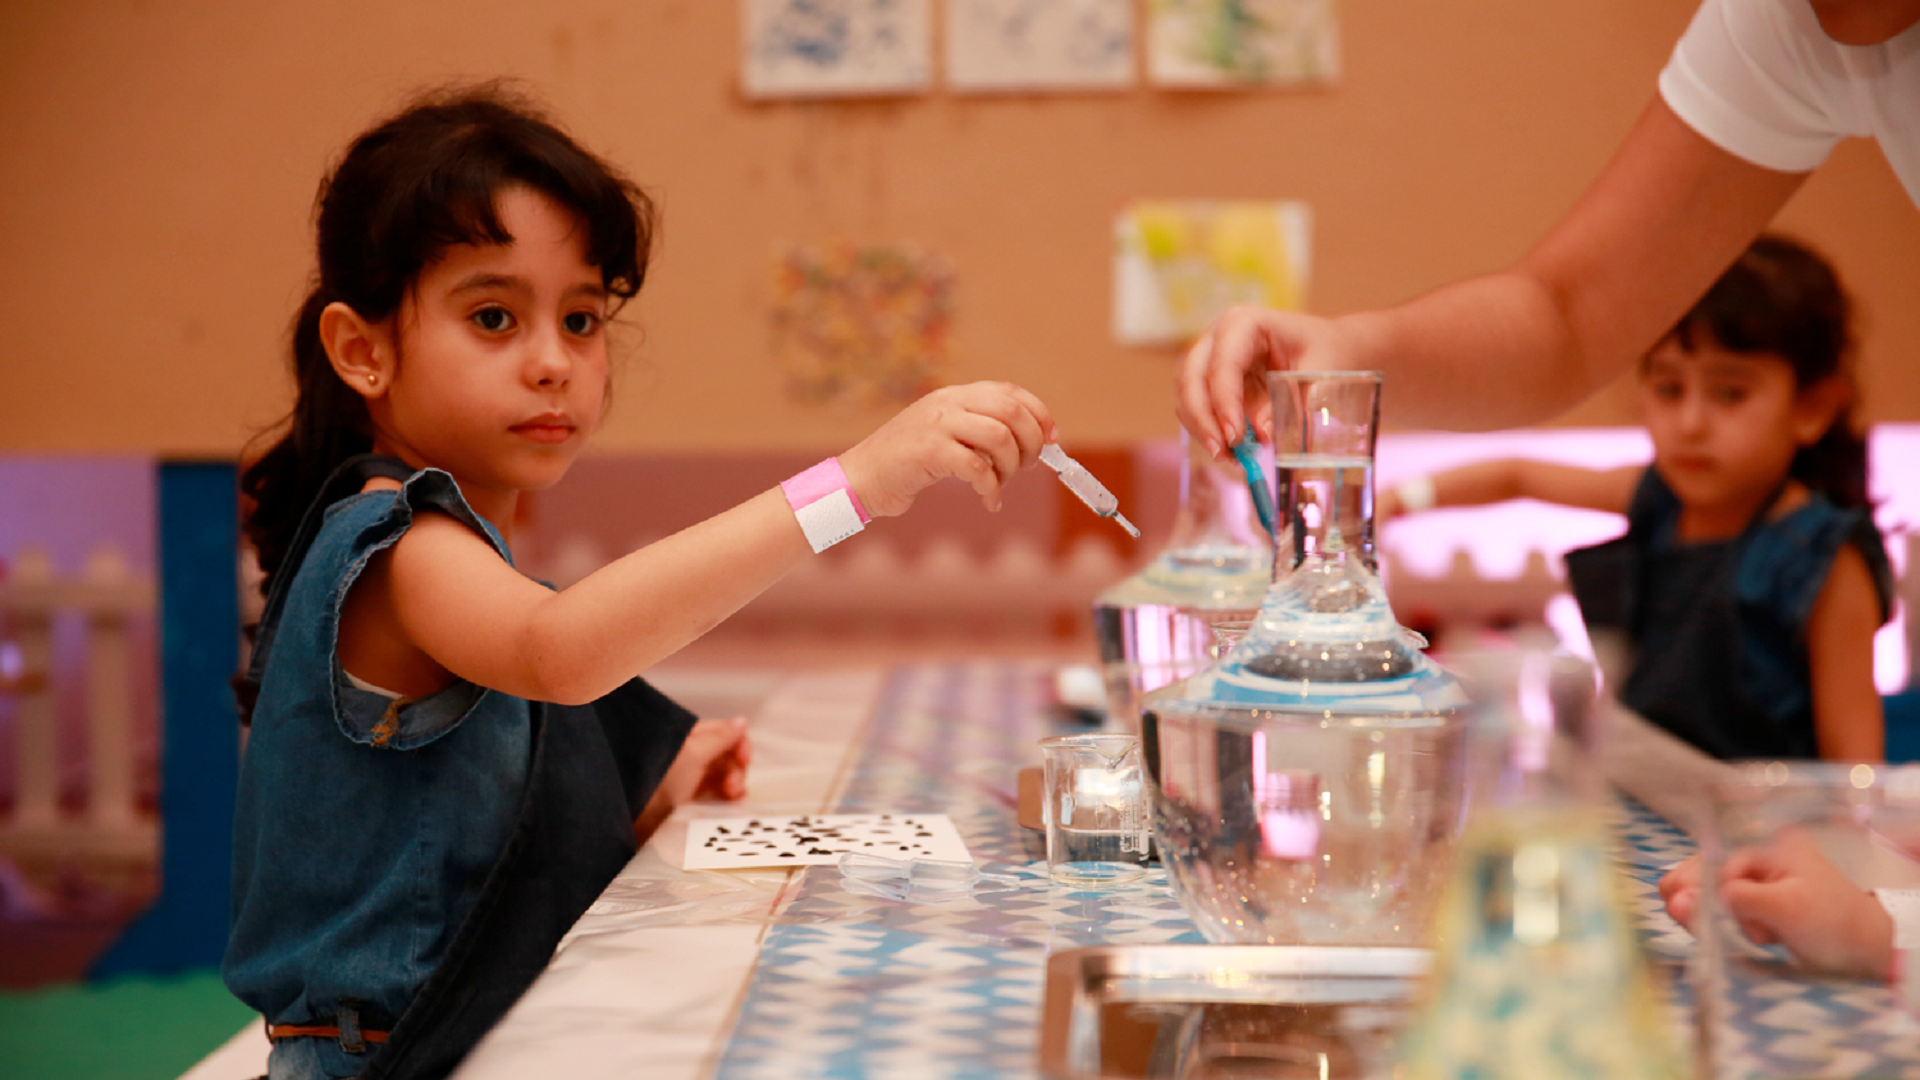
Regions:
[[742, 0, 931, 98], [945, 0, 1135, 92]]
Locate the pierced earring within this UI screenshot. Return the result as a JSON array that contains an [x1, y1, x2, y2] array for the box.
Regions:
[[366, 373, 378, 388]]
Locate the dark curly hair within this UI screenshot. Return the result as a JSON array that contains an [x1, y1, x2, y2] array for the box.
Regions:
[[241, 82, 656, 599], [1667, 233, 1868, 509]]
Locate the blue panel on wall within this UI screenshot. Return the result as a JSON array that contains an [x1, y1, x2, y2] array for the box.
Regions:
[[89, 461, 239, 981]]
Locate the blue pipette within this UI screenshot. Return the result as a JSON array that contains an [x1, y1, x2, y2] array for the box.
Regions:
[[1230, 423, 1278, 538]]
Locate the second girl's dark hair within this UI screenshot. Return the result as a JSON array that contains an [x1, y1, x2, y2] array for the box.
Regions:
[[1669, 233, 1869, 508], [241, 83, 655, 599]]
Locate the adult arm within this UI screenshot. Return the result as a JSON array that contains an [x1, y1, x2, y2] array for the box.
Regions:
[[1177, 97, 1808, 455], [1805, 544, 1886, 761]]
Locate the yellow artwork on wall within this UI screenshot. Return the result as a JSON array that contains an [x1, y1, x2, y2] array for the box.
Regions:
[[1112, 200, 1312, 346]]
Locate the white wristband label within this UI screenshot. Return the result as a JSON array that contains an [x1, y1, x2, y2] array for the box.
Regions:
[[1877, 888, 1920, 949], [793, 488, 865, 553]]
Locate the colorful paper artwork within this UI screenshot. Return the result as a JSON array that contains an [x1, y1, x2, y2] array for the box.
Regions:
[[945, 0, 1135, 93], [741, 0, 931, 99], [1147, 0, 1340, 87], [1112, 200, 1312, 346], [771, 243, 954, 408]]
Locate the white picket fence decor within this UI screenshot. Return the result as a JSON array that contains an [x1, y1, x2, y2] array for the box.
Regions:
[[0, 546, 157, 863], [710, 532, 1574, 643], [727, 534, 1133, 637]]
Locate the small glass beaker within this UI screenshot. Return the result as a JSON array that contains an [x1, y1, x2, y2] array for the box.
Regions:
[[1694, 762, 1920, 1080], [1040, 734, 1152, 886]]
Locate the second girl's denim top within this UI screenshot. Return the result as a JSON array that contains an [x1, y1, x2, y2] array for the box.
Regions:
[[224, 468, 532, 1077], [1631, 469, 1893, 731]]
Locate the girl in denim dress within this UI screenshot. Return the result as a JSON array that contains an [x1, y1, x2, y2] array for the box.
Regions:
[[224, 86, 1057, 1080], [1376, 235, 1893, 762]]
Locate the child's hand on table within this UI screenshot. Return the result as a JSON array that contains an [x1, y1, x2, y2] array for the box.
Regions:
[[635, 716, 752, 844], [1660, 828, 1895, 980]]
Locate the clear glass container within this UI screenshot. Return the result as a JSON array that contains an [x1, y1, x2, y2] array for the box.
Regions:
[[1142, 371, 1469, 947], [1393, 651, 1686, 1080], [1094, 430, 1272, 733]]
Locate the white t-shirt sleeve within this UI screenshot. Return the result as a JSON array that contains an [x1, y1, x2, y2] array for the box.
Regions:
[[1658, 0, 1863, 173]]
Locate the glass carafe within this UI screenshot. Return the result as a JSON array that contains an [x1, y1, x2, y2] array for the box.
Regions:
[[1394, 651, 1685, 1080], [1142, 371, 1468, 946], [1093, 428, 1271, 733]]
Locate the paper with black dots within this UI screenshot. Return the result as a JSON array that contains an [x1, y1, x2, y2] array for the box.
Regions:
[[682, 812, 971, 870]]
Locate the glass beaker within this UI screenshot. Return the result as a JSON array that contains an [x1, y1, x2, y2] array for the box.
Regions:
[[1393, 650, 1686, 1080], [1694, 762, 1920, 1080], [1093, 429, 1271, 733], [1143, 371, 1468, 947], [1040, 734, 1152, 886]]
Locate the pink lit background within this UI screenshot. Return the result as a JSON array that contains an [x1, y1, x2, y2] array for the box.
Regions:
[[1374, 426, 1919, 692]]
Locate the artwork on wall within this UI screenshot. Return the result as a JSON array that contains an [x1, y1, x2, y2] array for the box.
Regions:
[[1147, 0, 1340, 87], [1112, 200, 1312, 346], [945, 0, 1135, 93], [771, 243, 954, 408], [741, 0, 931, 98]]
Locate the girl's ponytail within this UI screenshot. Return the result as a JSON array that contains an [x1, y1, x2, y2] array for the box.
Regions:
[[241, 288, 374, 597]]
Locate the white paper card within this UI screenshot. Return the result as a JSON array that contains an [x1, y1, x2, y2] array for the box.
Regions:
[[684, 812, 971, 869]]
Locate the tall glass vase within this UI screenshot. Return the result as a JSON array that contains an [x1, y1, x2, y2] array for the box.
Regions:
[[1393, 651, 1686, 1080], [1143, 371, 1468, 946], [1093, 429, 1271, 733]]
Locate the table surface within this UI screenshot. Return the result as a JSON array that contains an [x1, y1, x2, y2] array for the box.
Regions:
[[183, 661, 1914, 1080]]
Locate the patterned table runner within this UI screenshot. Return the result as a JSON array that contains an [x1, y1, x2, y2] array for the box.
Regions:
[[710, 661, 1914, 1079]]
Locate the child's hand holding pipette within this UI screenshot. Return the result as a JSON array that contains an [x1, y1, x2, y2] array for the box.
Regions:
[[839, 382, 1056, 517]]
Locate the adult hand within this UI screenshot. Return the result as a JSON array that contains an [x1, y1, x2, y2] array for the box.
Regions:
[[840, 381, 1055, 517], [1174, 306, 1361, 460]]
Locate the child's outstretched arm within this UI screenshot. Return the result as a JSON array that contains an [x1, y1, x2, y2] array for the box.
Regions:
[[366, 382, 1054, 706], [1805, 544, 1886, 761], [1378, 460, 1639, 521]]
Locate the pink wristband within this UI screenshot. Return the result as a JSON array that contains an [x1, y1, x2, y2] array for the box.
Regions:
[[781, 457, 870, 553]]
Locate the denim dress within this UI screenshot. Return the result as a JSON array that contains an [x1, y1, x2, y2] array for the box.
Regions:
[[1566, 469, 1893, 759], [224, 463, 696, 1080]]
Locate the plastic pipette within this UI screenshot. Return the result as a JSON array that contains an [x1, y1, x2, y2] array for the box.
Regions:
[[1230, 423, 1279, 538], [1039, 444, 1140, 538]]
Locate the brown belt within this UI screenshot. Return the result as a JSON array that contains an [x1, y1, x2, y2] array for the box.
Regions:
[[264, 1020, 390, 1044]]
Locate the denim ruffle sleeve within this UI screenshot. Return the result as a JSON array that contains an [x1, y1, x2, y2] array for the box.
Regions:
[[324, 468, 515, 751], [1736, 496, 1895, 634]]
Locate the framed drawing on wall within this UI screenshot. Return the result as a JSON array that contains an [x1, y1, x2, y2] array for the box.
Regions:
[[945, 0, 1135, 93], [1147, 0, 1340, 88], [741, 0, 932, 98]]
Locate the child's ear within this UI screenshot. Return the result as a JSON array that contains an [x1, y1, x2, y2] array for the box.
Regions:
[[318, 302, 393, 399], [1791, 375, 1850, 447]]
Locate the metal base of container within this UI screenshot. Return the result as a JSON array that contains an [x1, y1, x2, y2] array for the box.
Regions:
[[1040, 944, 1428, 1080]]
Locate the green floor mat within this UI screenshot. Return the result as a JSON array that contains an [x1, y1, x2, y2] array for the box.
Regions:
[[0, 969, 256, 1080]]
